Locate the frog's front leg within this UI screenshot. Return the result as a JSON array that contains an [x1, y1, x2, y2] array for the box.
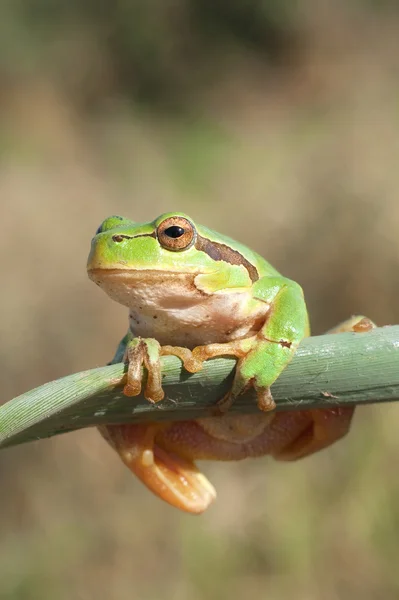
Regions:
[[166, 276, 309, 413]]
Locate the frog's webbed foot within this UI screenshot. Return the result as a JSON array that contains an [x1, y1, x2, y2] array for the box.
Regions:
[[99, 423, 216, 514]]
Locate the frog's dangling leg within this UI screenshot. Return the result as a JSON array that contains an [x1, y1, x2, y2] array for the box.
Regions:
[[98, 423, 216, 514], [99, 412, 276, 514], [269, 315, 376, 461]]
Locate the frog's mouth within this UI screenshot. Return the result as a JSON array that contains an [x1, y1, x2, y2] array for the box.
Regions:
[[99, 422, 216, 514], [88, 268, 198, 285]]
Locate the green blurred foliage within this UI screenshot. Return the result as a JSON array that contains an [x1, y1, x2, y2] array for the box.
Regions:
[[0, 0, 299, 108], [1, 1, 399, 599]]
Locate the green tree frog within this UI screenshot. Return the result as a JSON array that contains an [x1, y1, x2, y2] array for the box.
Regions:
[[88, 212, 374, 514]]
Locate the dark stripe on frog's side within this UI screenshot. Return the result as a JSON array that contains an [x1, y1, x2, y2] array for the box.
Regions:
[[195, 235, 259, 282]]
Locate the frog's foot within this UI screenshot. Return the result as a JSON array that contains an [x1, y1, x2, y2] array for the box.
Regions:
[[123, 337, 164, 402], [99, 423, 217, 515], [326, 315, 376, 335], [160, 345, 206, 373], [124, 339, 208, 403], [217, 367, 276, 414]]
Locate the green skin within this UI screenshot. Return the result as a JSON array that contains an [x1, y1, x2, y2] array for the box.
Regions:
[[87, 218, 375, 514], [87, 212, 310, 412]]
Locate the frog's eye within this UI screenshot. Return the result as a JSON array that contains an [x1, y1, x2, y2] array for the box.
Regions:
[[95, 216, 127, 235], [157, 216, 196, 251]]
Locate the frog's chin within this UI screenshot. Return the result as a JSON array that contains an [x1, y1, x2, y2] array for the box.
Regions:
[[98, 423, 216, 515]]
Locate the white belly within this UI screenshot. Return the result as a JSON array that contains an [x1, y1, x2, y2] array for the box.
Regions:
[[129, 289, 269, 347], [91, 269, 269, 347]]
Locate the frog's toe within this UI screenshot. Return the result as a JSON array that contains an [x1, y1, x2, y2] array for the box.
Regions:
[[142, 338, 164, 402], [143, 371, 164, 403], [255, 386, 276, 412], [161, 345, 204, 373], [215, 391, 235, 413], [217, 384, 276, 414], [123, 358, 144, 397], [123, 339, 145, 397], [99, 423, 216, 514]]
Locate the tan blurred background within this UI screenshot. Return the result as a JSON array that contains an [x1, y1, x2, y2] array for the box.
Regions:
[[1, 1, 399, 598]]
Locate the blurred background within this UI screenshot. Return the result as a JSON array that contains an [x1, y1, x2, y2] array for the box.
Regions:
[[1, 1, 399, 598]]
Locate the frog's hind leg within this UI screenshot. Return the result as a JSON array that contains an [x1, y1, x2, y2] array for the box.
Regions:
[[98, 423, 216, 515], [271, 315, 376, 461], [270, 407, 355, 461]]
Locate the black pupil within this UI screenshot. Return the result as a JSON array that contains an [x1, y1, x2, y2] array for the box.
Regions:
[[164, 225, 185, 238]]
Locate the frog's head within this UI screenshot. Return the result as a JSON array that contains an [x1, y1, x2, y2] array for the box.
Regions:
[[87, 212, 256, 307]]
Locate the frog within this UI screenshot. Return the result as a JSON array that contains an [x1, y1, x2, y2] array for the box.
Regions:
[[87, 212, 374, 514]]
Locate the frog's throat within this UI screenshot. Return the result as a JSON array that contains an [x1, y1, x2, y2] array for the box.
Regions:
[[98, 423, 216, 515]]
